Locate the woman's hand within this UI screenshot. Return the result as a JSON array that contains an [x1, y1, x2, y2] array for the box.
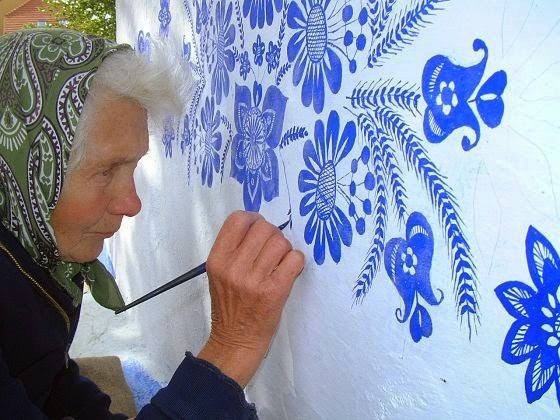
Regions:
[[197, 211, 304, 387]]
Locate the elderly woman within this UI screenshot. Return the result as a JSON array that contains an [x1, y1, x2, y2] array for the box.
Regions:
[[0, 29, 304, 419]]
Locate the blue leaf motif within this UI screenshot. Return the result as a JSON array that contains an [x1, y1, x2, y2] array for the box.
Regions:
[[476, 70, 507, 128]]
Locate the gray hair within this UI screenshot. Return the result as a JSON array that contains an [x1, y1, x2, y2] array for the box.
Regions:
[[67, 41, 194, 172]]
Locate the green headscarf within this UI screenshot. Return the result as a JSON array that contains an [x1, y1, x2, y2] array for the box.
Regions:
[[0, 29, 129, 310]]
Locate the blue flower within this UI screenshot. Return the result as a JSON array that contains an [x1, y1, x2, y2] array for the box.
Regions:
[[243, 0, 283, 29], [158, 0, 172, 38], [422, 39, 507, 151], [287, 0, 343, 113], [199, 97, 222, 187], [211, 0, 236, 105], [239, 51, 250, 80], [299, 111, 355, 264], [265, 41, 280, 73], [252, 35, 265, 66], [231, 83, 287, 211], [384, 213, 443, 342], [495, 226, 560, 405]]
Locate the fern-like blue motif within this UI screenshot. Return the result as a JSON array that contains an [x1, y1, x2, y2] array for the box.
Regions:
[[146, 0, 514, 341]]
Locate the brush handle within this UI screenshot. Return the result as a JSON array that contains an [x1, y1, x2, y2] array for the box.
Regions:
[[114, 219, 291, 314], [114, 262, 206, 314]]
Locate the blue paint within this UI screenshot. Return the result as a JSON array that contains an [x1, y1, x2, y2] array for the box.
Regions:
[[158, 0, 172, 38], [252, 34, 265, 66], [496, 226, 560, 405], [243, 0, 283, 29], [230, 82, 287, 211], [384, 212, 443, 342], [298, 111, 355, 264], [173, 0, 514, 340], [422, 39, 507, 150], [136, 31, 152, 57], [211, 0, 236, 105], [198, 97, 223, 187], [287, 0, 344, 113]]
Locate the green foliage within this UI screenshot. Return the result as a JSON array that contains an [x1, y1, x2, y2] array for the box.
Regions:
[[40, 0, 116, 40]]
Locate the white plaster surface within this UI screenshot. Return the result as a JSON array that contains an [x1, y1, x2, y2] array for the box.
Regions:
[[72, 1, 560, 418]]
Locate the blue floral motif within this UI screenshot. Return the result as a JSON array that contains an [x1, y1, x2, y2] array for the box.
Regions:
[[243, 0, 283, 29], [265, 41, 280, 73], [158, 0, 172, 38], [422, 39, 507, 151], [211, 0, 236, 105], [252, 34, 265, 66], [239, 51, 250, 80], [137, 31, 152, 57], [384, 212, 443, 342], [287, 0, 343, 113], [495, 226, 560, 405], [231, 83, 287, 211], [199, 97, 222, 187], [298, 111, 355, 264]]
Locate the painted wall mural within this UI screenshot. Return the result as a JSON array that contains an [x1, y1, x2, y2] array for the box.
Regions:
[[111, 0, 560, 417]]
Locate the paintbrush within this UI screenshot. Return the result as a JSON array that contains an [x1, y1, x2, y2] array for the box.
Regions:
[[115, 219, 291, 314]]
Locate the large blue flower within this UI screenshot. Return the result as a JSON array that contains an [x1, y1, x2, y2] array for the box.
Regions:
[[299, 111, 355, 264], [211, 0, 236, 105], [422, 39, 507, 151], [243, 0, 283, 29], [231, 83, 287, 211], [287, 0, 343, 113], [199, 97, 222, 187], [495, 226, 560, 405], [384, 213, 443, 342]]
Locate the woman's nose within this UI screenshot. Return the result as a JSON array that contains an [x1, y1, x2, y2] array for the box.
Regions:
[[110, 182, 142, 217]]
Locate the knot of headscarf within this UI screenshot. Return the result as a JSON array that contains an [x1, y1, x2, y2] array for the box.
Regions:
[[0, 29, 129, 310]]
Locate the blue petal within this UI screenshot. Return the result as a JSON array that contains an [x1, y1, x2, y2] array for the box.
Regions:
[[298, 169, 317, 193], [495, 281, 536, 319], [301, 65, 314, 107], [302, 139, 321, 174], [326, 218, 341, 263], [501, 319, 539, 365], [526, 225, 560, 290], [314, 119, 327, 167], [243, 171, 262, 211], [287, 31, 305, 63], [326, 111, 340, 158], [324, 47, 342, 94], [524, 350, 557, 403], [335, 120, 356, 164], [313, 223, 326, 265], [261, 149, 279, 203], [333, 206, 352, 247], [287, 1, 305, 30], [304, 210, 318, 244], [312, 65, 325, 113], [300, 191, 315, 217]]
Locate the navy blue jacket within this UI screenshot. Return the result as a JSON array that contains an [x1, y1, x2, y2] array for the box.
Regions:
[[0, 224, 257, 419]]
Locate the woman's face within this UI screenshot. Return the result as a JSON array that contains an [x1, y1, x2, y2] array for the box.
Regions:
[[51, 97, 149, 263]]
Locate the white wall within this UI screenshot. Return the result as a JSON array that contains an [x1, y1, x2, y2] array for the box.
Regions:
[[102, 0, 560, 418]]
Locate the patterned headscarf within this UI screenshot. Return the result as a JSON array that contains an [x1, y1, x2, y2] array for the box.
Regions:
[[0, 29, 130, 310]]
